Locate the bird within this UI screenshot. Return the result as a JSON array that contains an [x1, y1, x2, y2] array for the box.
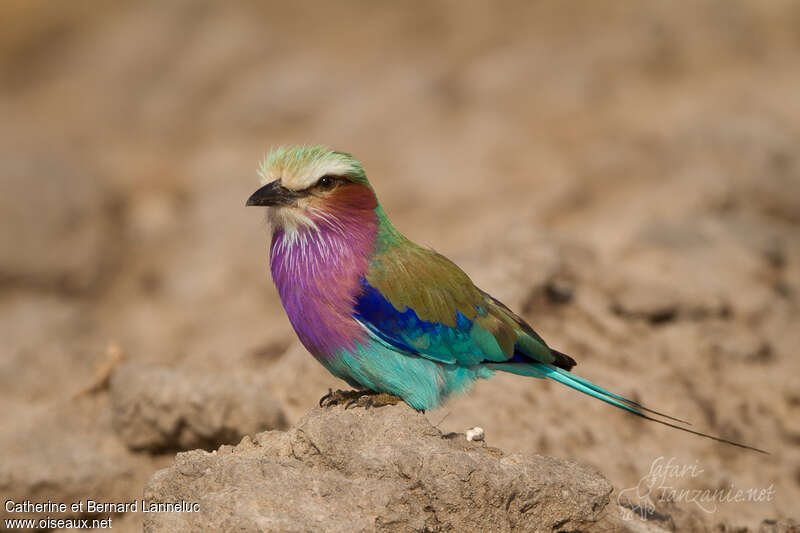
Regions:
[[246, 145, 766, 454]]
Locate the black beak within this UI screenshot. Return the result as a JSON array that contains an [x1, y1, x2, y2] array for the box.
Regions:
[[246, 180, 305, 207]]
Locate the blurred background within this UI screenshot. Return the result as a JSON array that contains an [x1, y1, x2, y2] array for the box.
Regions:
[[1, 1, 798, 531]]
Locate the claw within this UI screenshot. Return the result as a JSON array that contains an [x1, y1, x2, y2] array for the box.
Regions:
[[319, 388, 334, 407], [345, 392, 403, 409], [319, 389, 404, 410], [344, 396, 363, 410], [319, 389, 367, 408]]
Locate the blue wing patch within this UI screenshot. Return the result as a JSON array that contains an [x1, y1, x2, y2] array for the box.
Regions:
[[353, 278, 509, 365]]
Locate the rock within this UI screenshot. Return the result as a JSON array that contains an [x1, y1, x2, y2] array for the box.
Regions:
[[143, 403, 612, 533], [110, 363, 288, 452]]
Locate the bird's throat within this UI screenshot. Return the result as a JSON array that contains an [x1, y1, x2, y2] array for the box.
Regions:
[[268, 202, 379, 358]]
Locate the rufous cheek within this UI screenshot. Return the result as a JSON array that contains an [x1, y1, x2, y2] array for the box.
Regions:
[[326, 183, 378, 212]]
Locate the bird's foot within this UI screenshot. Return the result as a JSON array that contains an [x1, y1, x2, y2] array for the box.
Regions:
[[344, 392, 403, 410], [319, 388, 368, 408]]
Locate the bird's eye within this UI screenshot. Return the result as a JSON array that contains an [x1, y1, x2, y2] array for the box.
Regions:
[[316, 175, 338, 189]]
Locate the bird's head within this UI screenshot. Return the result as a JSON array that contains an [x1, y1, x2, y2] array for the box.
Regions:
[[246, 145, 378, 232]]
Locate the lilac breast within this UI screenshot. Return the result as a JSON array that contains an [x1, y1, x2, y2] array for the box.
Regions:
[[269, 210, 377, 359]]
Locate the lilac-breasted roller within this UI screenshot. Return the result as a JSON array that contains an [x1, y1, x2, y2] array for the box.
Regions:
[[246, 145, 765, 453]]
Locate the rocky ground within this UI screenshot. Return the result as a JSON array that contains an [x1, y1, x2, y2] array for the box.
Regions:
[[143, 404, 614, 533], [1, 1, 799, 531]]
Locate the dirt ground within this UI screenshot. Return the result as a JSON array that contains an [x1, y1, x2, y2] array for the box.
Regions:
[[1, 1, 798, 531]]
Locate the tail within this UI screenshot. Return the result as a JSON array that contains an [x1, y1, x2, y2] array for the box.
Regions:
[[489, 361, 769, 454]]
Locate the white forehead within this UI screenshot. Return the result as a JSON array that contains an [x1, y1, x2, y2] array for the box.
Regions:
[[259, 158, 355, 191]]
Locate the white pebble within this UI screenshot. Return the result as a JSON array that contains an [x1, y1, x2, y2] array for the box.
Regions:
[[465, 427, 485, 442]]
